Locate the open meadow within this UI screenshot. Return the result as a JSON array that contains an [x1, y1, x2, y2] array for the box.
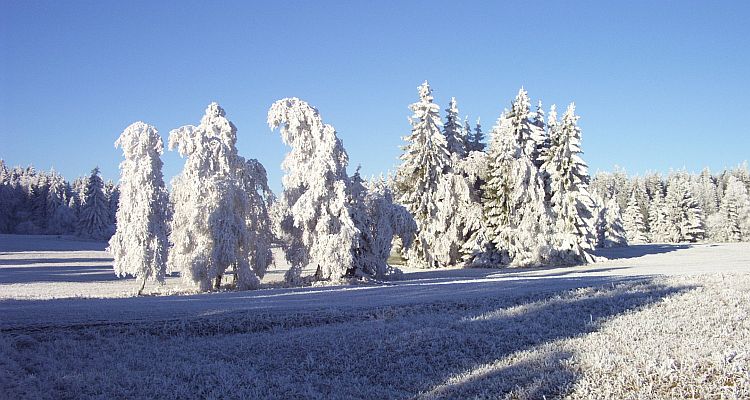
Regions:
[[1, 234, 748, 399]]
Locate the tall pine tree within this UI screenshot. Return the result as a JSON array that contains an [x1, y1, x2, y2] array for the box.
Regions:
[[394, 81, 451, 268]]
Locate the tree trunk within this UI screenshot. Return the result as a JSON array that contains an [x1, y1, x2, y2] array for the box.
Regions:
[[137, 276, 146, 296], [214, 274, 222, 290]]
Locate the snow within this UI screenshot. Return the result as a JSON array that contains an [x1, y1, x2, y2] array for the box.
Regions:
[[1, 234, 749, 399]]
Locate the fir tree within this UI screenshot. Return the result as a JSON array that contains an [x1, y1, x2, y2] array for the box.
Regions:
[[541, 103, 596, 263], [45, 170, 75, 234], [718, 176, 750, 242], [622, 190, 648, 244], [664, 177, 706, 243], [394, 81, 451, 268], [479, 99, 554, 267], [597, 197, 628, 248], [466, 117, 485, 153], [443, 97, 467, 158], [109, 122, 171, 294], [76, 167, 113, 239]]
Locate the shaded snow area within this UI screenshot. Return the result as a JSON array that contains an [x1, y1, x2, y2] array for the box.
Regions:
[[1, 235, 749, 399]]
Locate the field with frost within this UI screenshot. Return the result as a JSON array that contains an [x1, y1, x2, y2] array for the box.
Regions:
[[1, 234, 749, 399]]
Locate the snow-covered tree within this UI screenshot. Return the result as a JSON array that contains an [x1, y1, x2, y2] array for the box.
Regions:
[[716, 176, 750, 242], [103, 180, 119, 227], [394, 81, 451, 268], [169, 103, 272, 291], [622, 190, 648, 244], [541, 103, 596, 264], [596, 197, 628, 248], [268, 97, 359, 283], [466, 117, 485, 153], [648, 190, 670, 243], [350, 175, 416, 279], [45, 170, 74, 234], [694, 168, 719, 215], [664, 177, 705, 243], [443, 97, 467, 158], [478, 101, 555, 267], [76, 167, 113, 239], [108, 122, 171, 294]]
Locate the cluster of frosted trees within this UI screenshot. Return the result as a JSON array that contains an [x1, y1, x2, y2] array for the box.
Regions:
[[0, 162, 118, 239], [394, 82, 597, 268], [591, 164, 750, 245], [110, 101, 415, 293]]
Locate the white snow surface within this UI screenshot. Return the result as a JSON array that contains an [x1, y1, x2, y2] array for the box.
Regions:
[[0, 234, 748, 328], [1, 234, 749, 399]]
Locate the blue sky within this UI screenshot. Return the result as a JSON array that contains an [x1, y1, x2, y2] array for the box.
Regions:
[[1, 1, 748, 191]]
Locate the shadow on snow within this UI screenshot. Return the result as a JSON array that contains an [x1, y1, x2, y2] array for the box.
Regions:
[[0, 270, 693, 398]]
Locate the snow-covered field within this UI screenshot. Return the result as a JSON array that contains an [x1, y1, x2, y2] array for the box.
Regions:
[[1, 234, 749, 399]]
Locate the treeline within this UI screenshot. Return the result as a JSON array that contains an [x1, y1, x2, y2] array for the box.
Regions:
[[591, 165, 750, 244], [0, 163, 118, 238], [393, 82, 597, 269], [2, 81, 749, 294]]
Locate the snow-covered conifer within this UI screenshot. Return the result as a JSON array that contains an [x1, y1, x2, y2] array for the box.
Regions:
[[108, 122, 171, 294], [169, 103, 272, 291], [718, 176, 750, 241], [443, 97, 466, 158], [268, 97, 359, 282], [479, 105, 554, 267], [664, 177, 706, 243], [45, 170, 74, 234], [76, 167, 113, 239], [466, 117, 486, 153], [103, 180, 119, 226], [648, 191, 671, 243], [394, 81, 451, 268], [597, 197, 628, 248], [622, 190, 648, 244], [541, 103, 596, 263]]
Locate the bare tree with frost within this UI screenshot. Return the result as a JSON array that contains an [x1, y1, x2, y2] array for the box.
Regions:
[[394, 81, 451, 268], [169, 103, 272, 291], [108, 122, 170, 294], [268, 97, 359, 283]]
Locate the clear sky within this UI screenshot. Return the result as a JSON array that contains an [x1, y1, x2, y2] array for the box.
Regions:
[[1, 1, 748, 191]]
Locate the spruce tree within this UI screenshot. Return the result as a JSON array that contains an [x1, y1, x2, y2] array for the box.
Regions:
[[45, 170, 74, 234], [541, 103, 596, 263], [466, 117, 485, 153], [443, 97, 467, 158], [394, 81, 451, 268], [664, 177, 706, 243], [597, 197, 628, 248], [719, 176, 750, 242], [622, 190, 648, 244], [76, 167, 112, 239], [479, 96, 554, 267]]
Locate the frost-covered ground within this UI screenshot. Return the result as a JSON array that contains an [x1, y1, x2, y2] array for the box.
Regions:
[[1, 234, 749, 399]]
